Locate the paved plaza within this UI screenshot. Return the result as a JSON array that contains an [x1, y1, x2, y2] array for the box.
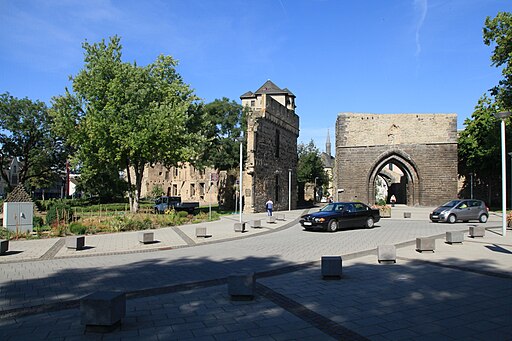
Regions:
[[0, 206, 510, 340]]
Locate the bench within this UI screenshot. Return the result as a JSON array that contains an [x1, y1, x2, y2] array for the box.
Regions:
[[228, 273, 255, 301], [66, 236, 85, 250], [321, 256, 342, 279], [81, 291, 126, 332]]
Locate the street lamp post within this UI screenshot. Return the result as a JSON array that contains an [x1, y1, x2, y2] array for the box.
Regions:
[[314, 177, 319, 203], [237, 134, 243, 223], [494, 111, 511, 236], [288, 169, 292, 211]]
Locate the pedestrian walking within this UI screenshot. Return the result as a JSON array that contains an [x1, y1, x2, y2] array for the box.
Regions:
[[265, 198, 274, 216]]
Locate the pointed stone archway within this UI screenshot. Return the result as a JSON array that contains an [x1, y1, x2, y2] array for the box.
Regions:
[[367, 150, 420, 206]]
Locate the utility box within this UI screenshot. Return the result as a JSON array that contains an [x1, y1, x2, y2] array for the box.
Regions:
[[3, 202, 33, 233]]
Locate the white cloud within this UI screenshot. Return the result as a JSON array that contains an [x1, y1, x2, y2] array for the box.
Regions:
[[414, 0, 428, 57]]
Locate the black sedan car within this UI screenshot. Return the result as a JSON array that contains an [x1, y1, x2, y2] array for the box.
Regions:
[[300, 202, 380, 232]]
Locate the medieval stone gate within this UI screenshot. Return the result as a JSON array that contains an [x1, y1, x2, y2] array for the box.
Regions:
[[335, 113, 458, 206]]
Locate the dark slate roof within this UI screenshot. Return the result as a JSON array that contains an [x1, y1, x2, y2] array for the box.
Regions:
[[240, 91, 255, 99], [5, 184, 32, 202], [321, 152, 335, 169]]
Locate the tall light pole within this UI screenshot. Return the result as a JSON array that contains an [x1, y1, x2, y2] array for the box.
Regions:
[[238, 134, 243, 223], [494, 111, 511, 236], [288, 169, 292, 211], [314, 177, 319, 203]]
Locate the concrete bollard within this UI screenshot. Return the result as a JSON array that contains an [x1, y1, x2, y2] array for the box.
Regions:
[[404, 212, 412, 218], [138, 231, 154, 244], [377, 245, 396, 264], [0, 239, 8, 254], [321, 256, 342, 279], [234, 222, 246, 232], [81, 291, 126, 333], [275, 213, 285, 221], [249, 220, 261, 228], [228, 273, 255, 301], [416, 237, 435, 253], [196, 227, 207, 238], [267, 216, 276, 224], [469, 226, 485, 238], [446, 231, 464, 244], [66, 236, 85, 250]]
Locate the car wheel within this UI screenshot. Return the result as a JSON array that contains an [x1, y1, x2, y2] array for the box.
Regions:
[[479, 214, 488, 223], [365, 217, 374, 228], [448, 214, 457, 224], [327, 219, 338, 232]]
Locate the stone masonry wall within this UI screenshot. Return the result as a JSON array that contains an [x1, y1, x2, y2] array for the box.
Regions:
[[335, 113, 458, 206]]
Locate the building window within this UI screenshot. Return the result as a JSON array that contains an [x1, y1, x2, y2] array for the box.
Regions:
[[190, 183, 196, 197], [172, 184, 177, 196], [199, 183, 205, 196], [174, 167, 179, 177], [165, 171, 169, 180], [275, 174, 280, 203], [275, 129, 280, 158], [251, 100, 255, 107]]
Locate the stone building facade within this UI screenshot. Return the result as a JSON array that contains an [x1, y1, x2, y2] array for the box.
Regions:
[[241, 80, 299, 212], [335, 113, 458, 206]]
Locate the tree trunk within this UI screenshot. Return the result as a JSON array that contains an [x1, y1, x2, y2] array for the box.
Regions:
[[126, 159, 134, 212], [132, 162, 145, 213]]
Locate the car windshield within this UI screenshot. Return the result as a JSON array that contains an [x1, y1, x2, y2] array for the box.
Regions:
[[441, 200, 460, 208], [319, 203, 345, 212]]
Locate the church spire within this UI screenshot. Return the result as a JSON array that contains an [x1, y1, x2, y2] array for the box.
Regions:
[[326, 129, 331, 157]]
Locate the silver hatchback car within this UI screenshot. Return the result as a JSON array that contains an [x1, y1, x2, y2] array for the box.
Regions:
[[430, 199, 489, 224]]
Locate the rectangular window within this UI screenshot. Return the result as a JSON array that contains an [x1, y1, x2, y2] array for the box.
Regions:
[[275, 174, 279, 203], [199, 183, 205, 196], [172, 184, 177, 196], [275, 129, 280, 158], [190, 183, 196, 197], [251, 100, 255, 107]]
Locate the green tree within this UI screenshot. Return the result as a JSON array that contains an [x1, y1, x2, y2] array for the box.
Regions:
[[297, 140, 328, 202], [0, 93, 67, 192], [458, 96, 503, 206], [50, 36, 206, 212], [201, 98, 246, 170], [484, 12, 512, 110]]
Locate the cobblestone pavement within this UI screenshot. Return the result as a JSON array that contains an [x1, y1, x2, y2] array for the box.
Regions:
[[0, 206, 510, 340]]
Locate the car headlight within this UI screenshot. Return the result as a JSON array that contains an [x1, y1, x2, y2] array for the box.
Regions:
[[314, 217, 325, 223]]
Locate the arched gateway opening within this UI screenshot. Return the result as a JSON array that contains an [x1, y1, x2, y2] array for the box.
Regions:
[[368, 151, 420, 206]]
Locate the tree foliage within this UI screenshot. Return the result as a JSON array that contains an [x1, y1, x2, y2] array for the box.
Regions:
[[484, 12, 512, 109], [0, 93, 67, 192], [297, 140, 328, 201], [50, 36, 206, 211], [201, 98, 246, 170]]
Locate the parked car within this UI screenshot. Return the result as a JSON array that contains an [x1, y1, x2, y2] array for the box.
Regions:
[[429, 199, 489, 224], [154, 196, 199, 214], [300, 202, 380, 232]]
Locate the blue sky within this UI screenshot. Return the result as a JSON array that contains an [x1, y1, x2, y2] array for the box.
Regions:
[[1, 0, 510, 151]]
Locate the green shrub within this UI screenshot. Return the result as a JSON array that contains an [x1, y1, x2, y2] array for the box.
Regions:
[[46, 202, 73, 226], [69, 222, 87, 235], [33, 216, 44, 228], [0, 227, 11, 240], [178, 211, 189, 218]]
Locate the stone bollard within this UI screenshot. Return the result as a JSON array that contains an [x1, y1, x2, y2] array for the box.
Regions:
[[275, 213, 285, 221], [321, 256, 342, 279], [138, 231, 154, 244], [404, 212, 412, 218], [81, 291, 126, 333], [228, 273, 255, 301], [196, 227, 207, 238], [234, 222, 246, 232], [446, 231, 464, 244], [469, 226, 485, 238], [416, 237, 435, 253], [66, 236, 85, 250], [0, 239, 8, 254], [249, 220, 261, 228], [377, 245, 396, 264], [267, 216, 276, 224]]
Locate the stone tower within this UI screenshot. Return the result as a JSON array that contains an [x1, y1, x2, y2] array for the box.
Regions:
[[240, 80, 300, 212]]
